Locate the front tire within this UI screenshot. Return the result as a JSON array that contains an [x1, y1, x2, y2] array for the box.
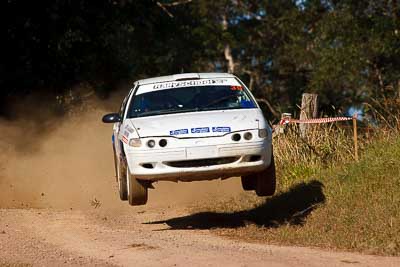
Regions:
[[117, 157, 128, 201], [126, 166, 148, 206], [241, 175, 256, 190], [255, 154, 276, 196]]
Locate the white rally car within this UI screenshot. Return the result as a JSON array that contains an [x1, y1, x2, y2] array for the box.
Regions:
[[102, 73, 276, 205]]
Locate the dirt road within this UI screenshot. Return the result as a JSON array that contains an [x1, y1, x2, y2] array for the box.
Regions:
[[2, 203, 400, 267], [1, 108, 399, 266]]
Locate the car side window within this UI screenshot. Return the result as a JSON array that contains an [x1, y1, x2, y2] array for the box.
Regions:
[[119, 96, 128, 120], [119, 86, 136, 120]]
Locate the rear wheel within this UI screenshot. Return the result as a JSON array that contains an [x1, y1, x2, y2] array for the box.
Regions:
[[255, 154, 276, 196], [126, 166, 148, 206], [241, 175, 256, 190], [112, 145, 118, 182]]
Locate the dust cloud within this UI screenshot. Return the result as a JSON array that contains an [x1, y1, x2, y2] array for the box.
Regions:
[[0, 95, 243, 211]]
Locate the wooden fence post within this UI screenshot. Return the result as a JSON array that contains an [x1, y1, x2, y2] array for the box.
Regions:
[[299, 93, 319, 138], [353, 115, 359, 162]]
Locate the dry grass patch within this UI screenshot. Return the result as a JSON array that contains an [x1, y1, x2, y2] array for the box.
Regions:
[[182, 127, 400, 256]]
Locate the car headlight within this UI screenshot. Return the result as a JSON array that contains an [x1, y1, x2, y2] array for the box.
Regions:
[[129, 138, 142, 147], [258, 129, 268, 139], [231, 133, 241, 142], [159, 139, 168, 147]]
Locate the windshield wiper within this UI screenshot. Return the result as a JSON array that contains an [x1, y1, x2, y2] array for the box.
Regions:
[[203, 94, 239, 108], [138, 108, 198, 117]]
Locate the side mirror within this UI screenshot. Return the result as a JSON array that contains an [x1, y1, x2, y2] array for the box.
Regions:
[[102, 113, 121, 123]]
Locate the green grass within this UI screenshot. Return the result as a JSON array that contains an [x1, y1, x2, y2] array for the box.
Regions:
[[315, 136, 400, 255], [181, 130, 400, 256]]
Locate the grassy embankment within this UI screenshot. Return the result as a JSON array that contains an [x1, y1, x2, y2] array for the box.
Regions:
[[183, 124, 400, 256]]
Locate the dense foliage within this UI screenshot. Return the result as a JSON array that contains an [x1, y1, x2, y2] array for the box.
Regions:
[[3, 0, 400, 120]]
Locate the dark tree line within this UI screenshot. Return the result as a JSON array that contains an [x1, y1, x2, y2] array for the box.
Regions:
[[3, 0, 400, 121]]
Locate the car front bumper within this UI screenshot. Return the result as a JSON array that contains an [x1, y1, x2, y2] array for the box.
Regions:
[[125, 140, 272, 182]]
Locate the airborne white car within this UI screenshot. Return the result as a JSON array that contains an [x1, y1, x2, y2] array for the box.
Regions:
[[102, 73, 276, 205]]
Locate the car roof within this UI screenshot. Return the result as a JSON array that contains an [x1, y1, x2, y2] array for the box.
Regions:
[[136, 73, 236, 86]]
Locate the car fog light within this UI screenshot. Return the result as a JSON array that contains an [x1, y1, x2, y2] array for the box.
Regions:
[[244, 132, 253, 140], [129, 138, 142, 147], [147, 140, 156, 148], [258, 129, 268, 139]]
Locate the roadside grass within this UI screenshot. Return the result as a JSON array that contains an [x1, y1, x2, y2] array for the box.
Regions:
[[183, 125, 400, 256]]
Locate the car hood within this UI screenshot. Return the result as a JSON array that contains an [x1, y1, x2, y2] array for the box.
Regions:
[[127, 109, 262, 138]]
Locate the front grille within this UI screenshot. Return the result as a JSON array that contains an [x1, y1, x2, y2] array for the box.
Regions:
[[165, 157, 239, 168]]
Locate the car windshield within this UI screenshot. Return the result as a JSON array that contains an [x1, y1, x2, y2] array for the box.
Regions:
[[127, 84, 257, 118]]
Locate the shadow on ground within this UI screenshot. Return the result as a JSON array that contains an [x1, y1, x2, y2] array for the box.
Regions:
[[147, 180, 325, 230]]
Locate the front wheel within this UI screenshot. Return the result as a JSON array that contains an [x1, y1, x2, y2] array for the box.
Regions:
[[126, 166, 148, 206], [255, 154, 276, 197], [116, 156, 128, 201], [241, 175, 256, 190]]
